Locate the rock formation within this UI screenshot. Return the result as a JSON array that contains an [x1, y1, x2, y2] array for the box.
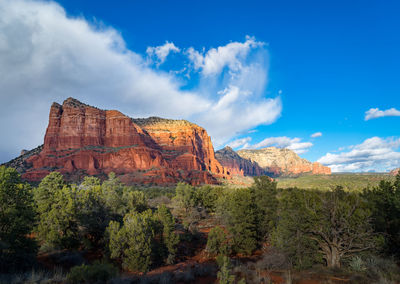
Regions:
[[237, 147, 331, 176], [390, 168, 399, 176], [11, 98, 229, 185], [215, 146, 267, 176]]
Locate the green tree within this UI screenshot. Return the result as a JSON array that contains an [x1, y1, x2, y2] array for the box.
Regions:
[[101, 172, 126, 218], [173, 182, 196, 214], [206, 226, 230, 256], [217, 188, 258, 255], [271, 188, 322, 269], [77, 176, 109, 248], [34, 171, 66, 215], [272, 187, 379, 268], [108, 210, 155, 272], [34, 172, 79, 249], [0, 166, 37, 271], [217, 256, 235, 284], [122, 189, 147, 213], [195, 185, 223, 212], [156, 205, 179, 264], [250, 176, 278, 241], [363, 174, 400, 257]]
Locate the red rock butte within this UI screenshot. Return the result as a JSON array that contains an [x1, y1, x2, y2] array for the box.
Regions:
[[21, 98, 230, 185]]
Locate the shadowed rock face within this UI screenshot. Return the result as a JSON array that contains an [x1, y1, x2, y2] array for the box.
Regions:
[[215, 146, 267, 176], [16, 98, 229, 185], [237, 147, 331, 177]]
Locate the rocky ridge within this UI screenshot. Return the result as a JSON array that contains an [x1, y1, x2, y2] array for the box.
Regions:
[[13, 98, 230, 185], [390, 168, 399, 176], [215, 146, 267, 176], [237, 147, 331, 176]]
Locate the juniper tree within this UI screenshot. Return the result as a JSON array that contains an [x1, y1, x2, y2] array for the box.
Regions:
[[156, 204, 179, 264], [0, 166, 37, 271], [108, 209, 155, 272], [272, 187, 379, 268]]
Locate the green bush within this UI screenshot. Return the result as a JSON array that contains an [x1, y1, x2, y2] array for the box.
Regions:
[[364, 256, 400, 282], [217, 256, 235, 284], [206, 226, 230, 256], [349, 256, 366, 272], [66, 262, 118, 284]]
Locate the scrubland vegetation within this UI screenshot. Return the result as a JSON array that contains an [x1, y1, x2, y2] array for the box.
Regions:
[[1, 165, 400, 283], [277, 173, 395, 191]]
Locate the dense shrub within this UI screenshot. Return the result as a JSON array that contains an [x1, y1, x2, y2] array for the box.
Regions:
[[173, 182, 197, 214], [217, 256, 235, 284], [206, 226, 230, 256], [67, 262, 118, 283], [195, 185, 224, 212]]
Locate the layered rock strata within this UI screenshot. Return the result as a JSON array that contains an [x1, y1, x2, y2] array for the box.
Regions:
[[215, 146, 266, 176], [17, 98, 229, 185], [237, 147, 331, 176]]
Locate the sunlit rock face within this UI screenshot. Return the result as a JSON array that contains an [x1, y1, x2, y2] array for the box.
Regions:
[[237, 147, 331, 177], [390, 168, 399, 176], [19, 98, 229, 185]]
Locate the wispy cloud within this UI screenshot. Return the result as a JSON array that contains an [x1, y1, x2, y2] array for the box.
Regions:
[[0, 0, 281, 162], [244, 136, 313, 154], [365, 108, 400, 120], [227, 137, 252, 149], [317, 137, 400, 172], [311, 132, 322, 138], [146, 41, 180, 66]]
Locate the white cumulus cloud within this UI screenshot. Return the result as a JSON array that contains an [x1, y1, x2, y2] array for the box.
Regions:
[[0, 0, 281, 162], [311, 132, 322, 138], [317, 137, 400, 172], [146, 41, 180, 65], [245, 136, 313, 154], [187, 36, 264, 76], [365, 108, 400, 120], [227, 137, 252, 149]]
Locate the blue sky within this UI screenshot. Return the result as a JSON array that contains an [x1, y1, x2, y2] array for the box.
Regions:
[[0, 0, 399, 172]]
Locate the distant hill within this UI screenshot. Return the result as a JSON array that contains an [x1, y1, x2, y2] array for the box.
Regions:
[[215, 146, 268, 177], [237, 147, 331, 177]]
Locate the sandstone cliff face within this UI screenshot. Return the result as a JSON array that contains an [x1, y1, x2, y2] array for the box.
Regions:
[[20, 98, 229, 185], [390, 168, 399, 176], [215, 146, 266, 176], [237, 147, 331, 176]]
